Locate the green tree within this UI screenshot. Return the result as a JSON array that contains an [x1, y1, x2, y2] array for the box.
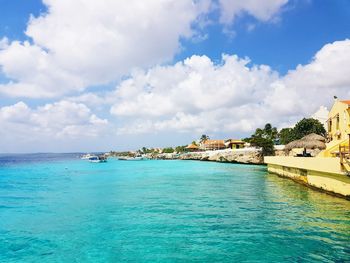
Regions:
[[277, 118, 326, 145], [249, 124, 278, 141], [200, 134, 210, 143], [249, 136, 275, 156], [262, 123, 278, 141], [245, 123, 277, 156], [140, 147, 153, 154], [278, 128, 295, 145], [292, 118, 326, 139], [141, 147, 147, 154], [175, 145, 186, 153], [162, 147, 174, 153]]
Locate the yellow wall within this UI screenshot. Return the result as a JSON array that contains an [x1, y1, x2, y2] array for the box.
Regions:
[[327, 100, 350, 142], [265, 156, 350, 198], [320, 100, 350, 157], [231, 143, 245, 149], [264, 156, 344, 174]]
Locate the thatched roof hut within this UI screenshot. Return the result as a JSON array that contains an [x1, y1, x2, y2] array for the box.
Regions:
[[285, 133, 326, 151], [301, 133, 326, 142], [285, 140, 326, 151], [186, 143, 199, 151]]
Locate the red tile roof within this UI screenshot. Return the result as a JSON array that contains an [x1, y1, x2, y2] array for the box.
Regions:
[[341, 100, 350, 105]]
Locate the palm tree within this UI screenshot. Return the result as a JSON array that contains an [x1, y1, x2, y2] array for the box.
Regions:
[[200, 134, 210, 143]]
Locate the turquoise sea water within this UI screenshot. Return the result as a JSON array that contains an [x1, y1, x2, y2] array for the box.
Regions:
[[0, 154, 350, 262]]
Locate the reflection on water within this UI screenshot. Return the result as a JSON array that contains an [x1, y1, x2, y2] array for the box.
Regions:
[[264, 172, 350, 260]]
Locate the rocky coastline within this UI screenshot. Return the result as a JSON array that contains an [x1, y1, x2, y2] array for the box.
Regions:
[[148, 148, 263, 164]]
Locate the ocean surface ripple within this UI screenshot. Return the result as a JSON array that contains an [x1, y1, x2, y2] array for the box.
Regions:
[[0, 154, 349, 262]]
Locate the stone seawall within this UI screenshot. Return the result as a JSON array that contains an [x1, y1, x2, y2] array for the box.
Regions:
[[265, 156, 350, 199], [153, 148, 263, 164]]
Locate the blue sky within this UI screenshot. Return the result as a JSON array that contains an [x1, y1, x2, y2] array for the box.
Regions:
[[0, 0, 45, 40], [179, 0, 350, 73], [0, 0, 349, 152]]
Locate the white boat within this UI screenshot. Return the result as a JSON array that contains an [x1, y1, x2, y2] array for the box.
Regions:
[[88, 155, 107, 163], [131, 157, 144, 161], [81, 153, 94, 160]]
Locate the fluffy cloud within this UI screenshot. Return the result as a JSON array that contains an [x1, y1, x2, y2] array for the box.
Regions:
[[3, 39, 348, 142], [0, 100, 108, 139], [218, 0, 289, 24], [0, 0, 210, 98], [111, 55, 278, 116], [0, 0, 296, 99], [265, 39, 350, 118], [0, 0, 295, 99], [112, 39, 350, 135], [111, 54, 280, 134], [0, 41, 86, 97]]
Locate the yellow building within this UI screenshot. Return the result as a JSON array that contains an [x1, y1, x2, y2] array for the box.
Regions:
[[327, 99, 350, 141], [322, 99, 350, 157], [225, 139, 245, 149]]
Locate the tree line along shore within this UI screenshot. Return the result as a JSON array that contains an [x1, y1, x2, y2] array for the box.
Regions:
[[109, 118, 326, 165]]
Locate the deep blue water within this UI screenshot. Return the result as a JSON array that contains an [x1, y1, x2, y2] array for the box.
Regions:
[[0, 154, 349, 262]]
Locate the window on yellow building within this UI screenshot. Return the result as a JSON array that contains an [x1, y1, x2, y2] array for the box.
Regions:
[[336, 114, 340, 130], [328, 119, 332, 132]]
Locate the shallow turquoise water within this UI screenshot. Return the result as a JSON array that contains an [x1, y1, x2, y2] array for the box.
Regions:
[[1, 154, 350, 262]]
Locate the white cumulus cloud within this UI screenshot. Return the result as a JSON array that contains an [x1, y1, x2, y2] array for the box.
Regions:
[[0, 100, 108, 140], [0, 0, 210, 98], [218, 0, 289, 24], [111, 39, 350, 135], [0, 0, 296, 99], [265, 39, 350, 117]]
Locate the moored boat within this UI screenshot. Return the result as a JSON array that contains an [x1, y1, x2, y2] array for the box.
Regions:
[[88, 155, 107, 163], [81, 153, 94, 159]]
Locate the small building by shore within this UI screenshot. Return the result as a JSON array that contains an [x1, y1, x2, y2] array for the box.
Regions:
[[185, 143, 199, 152], [225, 139, 245, 149], [200, 140, 226, 151]]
